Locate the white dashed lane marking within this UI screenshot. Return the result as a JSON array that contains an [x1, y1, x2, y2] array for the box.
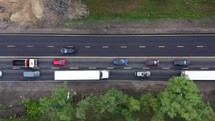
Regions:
[[124, 67, 132, 69], [139, 46, 146, 48], [102, 46, 109, 48], [121, 46, 127, 48], [7, 45, 15, 48], [162, 67, 170, 70], [201, 67, 209, 70], [70, 67, 79, 69], [47, 45, 55, 48], [27, 45, 34, 48], [158, 46, 165, 48], [51, 67, 60, 69], [85, 46, 91, 48], [89, 67, 96, 69], [177, 46, 184, 48], [196, 46, 204, 48], [107, 67, 114, 69]]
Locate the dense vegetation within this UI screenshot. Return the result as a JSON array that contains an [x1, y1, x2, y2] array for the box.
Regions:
[[81, 0, 215, 20], [1, 76, 215, 121]]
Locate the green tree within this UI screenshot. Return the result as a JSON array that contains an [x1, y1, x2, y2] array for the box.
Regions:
[[139, 93, 159, 114], [154, 76, 215, 121], [95, 89, 128, 114], [76, 96, 93, 121], [127, 97, 140, 112], [39, 82, 74, 121]]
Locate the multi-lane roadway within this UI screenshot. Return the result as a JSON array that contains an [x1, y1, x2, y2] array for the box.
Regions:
[[0, 34, 214, 56], [0, 34, 215, 81]]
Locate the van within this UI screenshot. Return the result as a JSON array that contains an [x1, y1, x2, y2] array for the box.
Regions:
[[23, 71, 40, 78]]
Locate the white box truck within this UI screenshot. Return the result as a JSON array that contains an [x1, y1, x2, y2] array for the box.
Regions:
[[181, 71, 215, 80], [54, 70, 109, 80]]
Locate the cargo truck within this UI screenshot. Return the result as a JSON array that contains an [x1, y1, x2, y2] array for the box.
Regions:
[[54, 70, 109, 80], [181, 71, 215, 80], [13, 59, 38, 68]]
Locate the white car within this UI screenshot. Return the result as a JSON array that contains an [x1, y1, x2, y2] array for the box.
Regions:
[[135, 71, 151, 78]]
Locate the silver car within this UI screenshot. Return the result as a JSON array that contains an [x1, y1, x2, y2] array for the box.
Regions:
[[23, 71, 40, 78], [135, 71, 151, 78]]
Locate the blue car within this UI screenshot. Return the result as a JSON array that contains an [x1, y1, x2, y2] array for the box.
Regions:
[[112, 59, 128, 66]]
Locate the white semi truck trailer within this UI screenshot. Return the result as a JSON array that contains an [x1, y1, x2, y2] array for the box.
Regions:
[[181, 71, 215, 80], [54, 70, 109, 80]]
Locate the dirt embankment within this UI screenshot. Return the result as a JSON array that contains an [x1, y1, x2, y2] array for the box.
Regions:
[[0, 0, 88, 30], [0, 0, 214, 34]]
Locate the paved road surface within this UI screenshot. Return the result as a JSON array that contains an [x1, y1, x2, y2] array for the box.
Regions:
[[0, 35, 214, 56], [0, 58, 215, 81]]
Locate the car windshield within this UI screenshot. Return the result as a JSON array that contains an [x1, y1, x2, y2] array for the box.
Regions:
[[59, 60, 62, 64], [119, 60, 124, 63], [148, 61, 155, 65]]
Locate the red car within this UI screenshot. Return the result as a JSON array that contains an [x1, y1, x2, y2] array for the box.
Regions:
[[52, 59, 66, 66], [144, 60, 159, 66]]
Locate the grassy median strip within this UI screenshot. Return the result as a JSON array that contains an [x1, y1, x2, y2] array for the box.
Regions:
[[81, 0, 215, 20]]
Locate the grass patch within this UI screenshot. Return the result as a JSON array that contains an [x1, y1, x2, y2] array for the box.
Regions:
[[81, 0, 215, 20]]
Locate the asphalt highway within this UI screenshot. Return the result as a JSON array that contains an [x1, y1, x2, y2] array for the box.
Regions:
[[0, 35, 215, 56]]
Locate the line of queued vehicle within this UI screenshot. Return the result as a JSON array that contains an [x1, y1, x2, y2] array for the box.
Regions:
[[0, 46, 191, 80], [0, 47, 75, 78], [112, 58, 191, 78]]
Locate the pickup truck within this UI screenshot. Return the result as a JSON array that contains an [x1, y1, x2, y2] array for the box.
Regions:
[[13, 59, 38, 68]]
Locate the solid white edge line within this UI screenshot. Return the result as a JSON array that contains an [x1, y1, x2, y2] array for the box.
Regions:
[[2, 56, 215, 59]]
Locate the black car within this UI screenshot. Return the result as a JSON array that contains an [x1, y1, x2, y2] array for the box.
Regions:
[[173, 60, 190, 66], [61, 47, 75, 54], [144, 60, 159, 66]]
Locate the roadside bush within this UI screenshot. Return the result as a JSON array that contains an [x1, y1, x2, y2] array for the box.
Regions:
[[22, 99, 41, 119]]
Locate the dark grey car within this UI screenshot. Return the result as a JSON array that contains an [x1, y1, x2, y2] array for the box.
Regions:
[[173, 60, 190, 66], [61, 47, 75, 54], [135, 71, 151, 78]]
